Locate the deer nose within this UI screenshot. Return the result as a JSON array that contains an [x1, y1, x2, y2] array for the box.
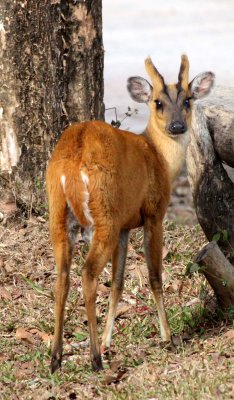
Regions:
[[169, 121, 186, 134]]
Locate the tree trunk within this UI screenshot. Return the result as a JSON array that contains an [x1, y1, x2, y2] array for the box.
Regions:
[[0, 0, 104, 215], [187, 87, 234, 308], [198, 86, 234, 168], [195, 241, 234, 308], [187, 102, 234, 256]]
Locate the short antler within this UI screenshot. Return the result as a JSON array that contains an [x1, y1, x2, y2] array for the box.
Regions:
[[178, 54, 189, 91], [145, 57, 165, 91]]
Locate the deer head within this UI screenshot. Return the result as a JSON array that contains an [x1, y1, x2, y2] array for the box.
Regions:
[[127, 55, 215, 137]]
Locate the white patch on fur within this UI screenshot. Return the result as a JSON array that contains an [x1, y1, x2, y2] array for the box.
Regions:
[[60, 175, 66, 192], [80, 170, 94, 226], [80, 170, 89, 186]]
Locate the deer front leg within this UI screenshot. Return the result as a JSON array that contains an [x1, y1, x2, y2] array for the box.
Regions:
[[144, 218, 171, 342], [101, 229, 129, 353]]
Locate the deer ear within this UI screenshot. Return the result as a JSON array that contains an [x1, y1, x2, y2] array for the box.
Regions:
[[127, 76, 153, 103], [189, 72, 215, 99]]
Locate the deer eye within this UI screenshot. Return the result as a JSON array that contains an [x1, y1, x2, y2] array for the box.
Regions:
[[184, 98, 191, 109], [155, 99, 163, 110]]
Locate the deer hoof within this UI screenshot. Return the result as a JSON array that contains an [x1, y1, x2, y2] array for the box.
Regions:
[[91, 354, 103, 372], [51, 354, 62, 373]]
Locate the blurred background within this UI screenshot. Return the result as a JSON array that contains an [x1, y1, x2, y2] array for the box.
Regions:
[[103, 0, 234, 132]]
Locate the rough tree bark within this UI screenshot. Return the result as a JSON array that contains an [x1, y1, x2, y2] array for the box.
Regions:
[[0, 0, 104, 214], [202, 87, 234, 168], [187, 87, 234, 308], [195, 241, 234, 308]]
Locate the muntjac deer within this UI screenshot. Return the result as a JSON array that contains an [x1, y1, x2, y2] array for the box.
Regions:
[[46, 55, 214, 372]]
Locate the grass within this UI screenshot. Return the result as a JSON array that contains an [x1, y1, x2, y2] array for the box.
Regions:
[[0, 218, 234, 399]]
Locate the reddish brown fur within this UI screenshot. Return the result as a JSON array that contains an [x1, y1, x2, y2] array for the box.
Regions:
[[46, 56, 214, 373], [48, 121, 170, 229], [47, 121, 170, 372]]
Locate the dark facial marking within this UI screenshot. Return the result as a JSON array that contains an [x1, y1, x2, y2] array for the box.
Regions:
[[176, 86, 183, 101], [153, 66, 167, 92]]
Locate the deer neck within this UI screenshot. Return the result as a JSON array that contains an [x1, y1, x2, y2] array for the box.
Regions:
[[144, 119, 190, 182]]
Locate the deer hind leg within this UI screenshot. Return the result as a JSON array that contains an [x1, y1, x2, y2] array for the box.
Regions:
[[144, 217, 171, 342], [50, 205, 79, 373], [101, 229, 129, 353], [82, 228, 119, 371]]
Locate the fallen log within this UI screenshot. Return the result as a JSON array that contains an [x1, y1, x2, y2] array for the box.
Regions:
[[198, 86, 234, 168], [195, 241, 234, 308], [187, 103, 234, 255], [187, 87, 234, 307]]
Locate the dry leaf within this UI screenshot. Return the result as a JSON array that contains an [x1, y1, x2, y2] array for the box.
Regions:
[[30, 328, 53, 343], [130, 264, 148, 287], [172, 335, 184, 347], [162, 270, 170, 283], [15, 327, 35, 345], [0, 287, 11, 300], [104, 367, 128, 385], [209, 352, 221, 364], [223, 330, 234, 343], [186, 297, 200, 307], [4, 262, 14, 273], [172, 279, 180, 292], [128, 263, 137, 271], [0, 200, 17, 214], [97, 283, 110, 295], [128, 244, 140, 259], [110, 359, 122, 372], [136, 305, 152, 315], [122, 293, 136, 305], [77, 306, 88, 323], [115, 304, 132, 318], [14, 361, 34, 379], [0, 354, 9, 362], [12, 288, 23, 299], [162, 245, 169, 259], [37, 216, 46, 223]]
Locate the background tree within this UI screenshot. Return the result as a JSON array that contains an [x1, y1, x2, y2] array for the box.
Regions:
[[187, 87, 234, 308], [0, 0, 104, 215]]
